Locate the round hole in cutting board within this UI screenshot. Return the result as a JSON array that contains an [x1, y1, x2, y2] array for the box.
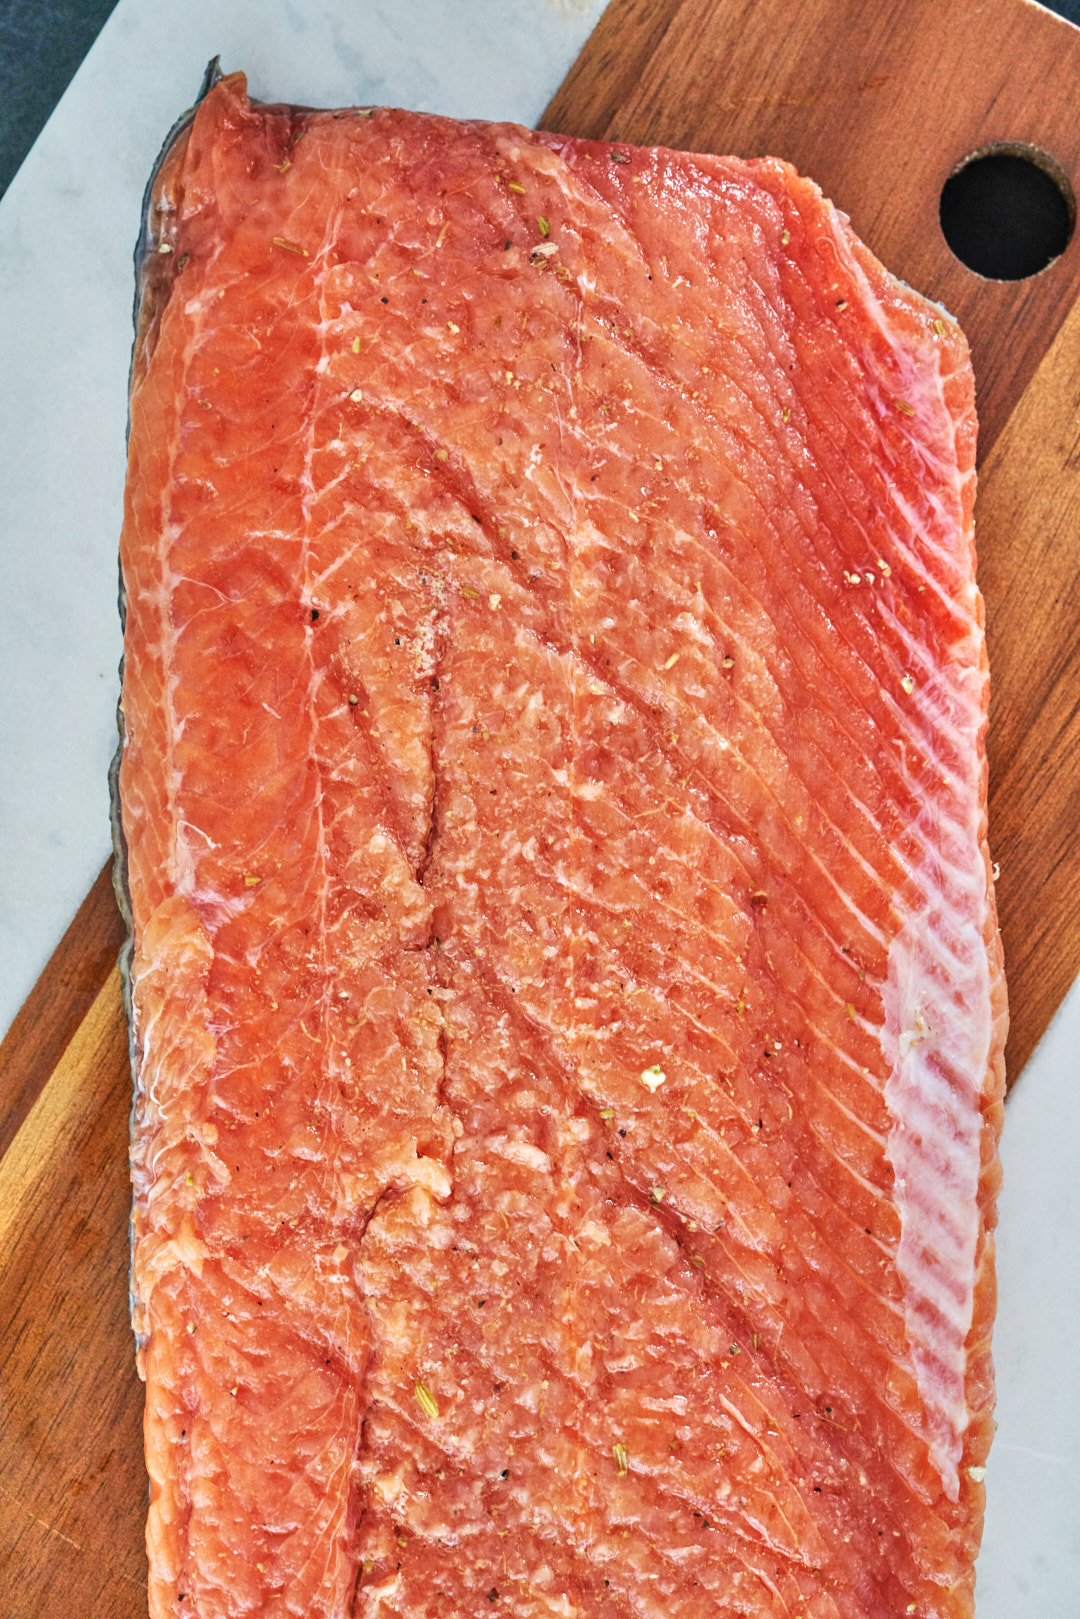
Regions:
[[939, 144, 1074, 280]]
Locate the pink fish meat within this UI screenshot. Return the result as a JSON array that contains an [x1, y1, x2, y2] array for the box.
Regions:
[[116, 73, 1007, 1619]]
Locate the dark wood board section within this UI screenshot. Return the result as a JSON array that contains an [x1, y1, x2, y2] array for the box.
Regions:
[[975, 299, 1080, 1077], [4, 0, 1080, 1610], [0, 859, 127, 1160]]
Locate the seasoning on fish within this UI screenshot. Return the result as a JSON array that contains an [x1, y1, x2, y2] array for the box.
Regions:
[[117, 71, 1006, 1619]]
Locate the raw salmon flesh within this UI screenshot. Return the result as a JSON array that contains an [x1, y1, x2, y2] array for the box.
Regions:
[[116, 71, 1007, 1619]]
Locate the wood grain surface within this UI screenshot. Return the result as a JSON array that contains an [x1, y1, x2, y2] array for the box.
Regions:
[[0, 861, 127, 1161], [3, 1, 1079, 1610], [0, 960, 146, 1615]]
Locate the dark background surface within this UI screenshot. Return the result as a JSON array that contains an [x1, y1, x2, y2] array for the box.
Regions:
[[3, 0, 1080, 200], [1, 0, 120, 197]]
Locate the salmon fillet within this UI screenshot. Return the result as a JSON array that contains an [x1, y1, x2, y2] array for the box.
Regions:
[[117, 72, 1007, 1619]]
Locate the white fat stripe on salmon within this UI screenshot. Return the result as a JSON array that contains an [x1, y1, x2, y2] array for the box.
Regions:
[[866, 283, 987, 1499]]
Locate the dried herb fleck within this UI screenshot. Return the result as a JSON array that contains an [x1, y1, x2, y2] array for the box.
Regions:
[[414, 1381, 440, 1420]]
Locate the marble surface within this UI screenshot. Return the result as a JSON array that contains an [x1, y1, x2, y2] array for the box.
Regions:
[[980, 977, 1080, 1614], [0, 2, 1076, 1613]]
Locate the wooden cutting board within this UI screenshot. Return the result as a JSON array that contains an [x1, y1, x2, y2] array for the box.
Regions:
[[3, 0, 1079, 1609]]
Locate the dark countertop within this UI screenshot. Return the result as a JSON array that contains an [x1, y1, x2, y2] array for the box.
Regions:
[[0, 0, 118, 198]]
